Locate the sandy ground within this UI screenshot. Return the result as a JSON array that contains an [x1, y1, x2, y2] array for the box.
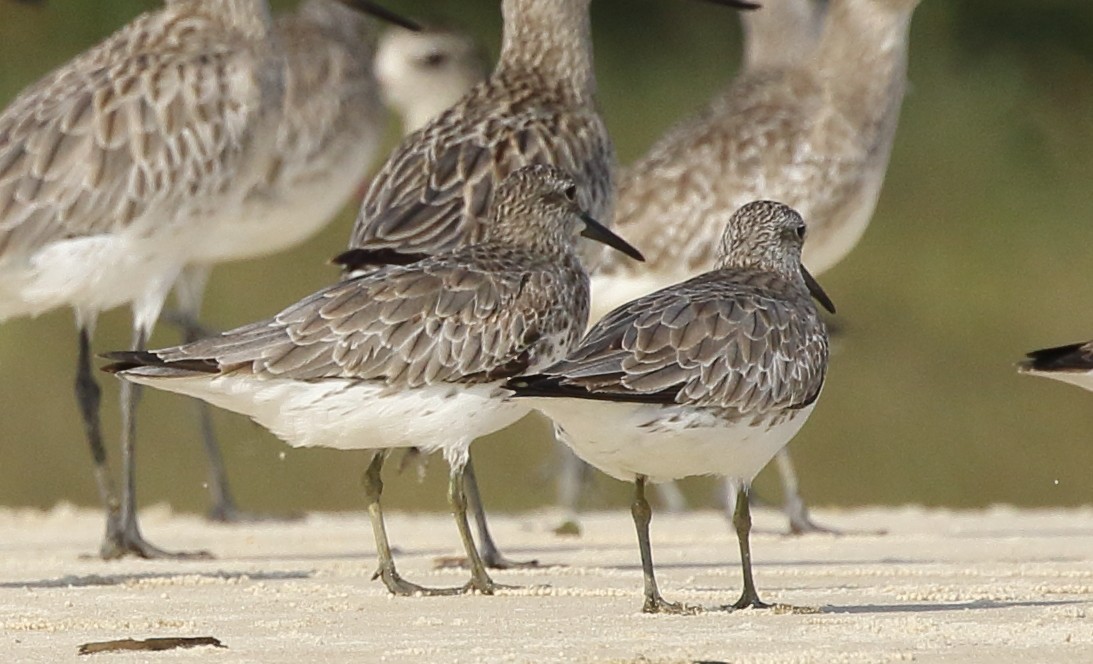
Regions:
[[0, 505, 1091, 663]]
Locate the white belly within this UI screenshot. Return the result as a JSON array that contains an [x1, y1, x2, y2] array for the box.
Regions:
[[529, 397, 815, 485], [0, 232, 187, 327], [123, 372, 529, 467]]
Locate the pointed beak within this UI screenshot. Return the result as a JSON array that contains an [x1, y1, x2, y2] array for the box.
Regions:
[[692, 0, 762, 10], [336, 0, 422, 32], [579, 214, 645, 263], [801, 265, 836, 314]]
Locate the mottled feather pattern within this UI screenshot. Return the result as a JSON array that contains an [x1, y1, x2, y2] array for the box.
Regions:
[[264, 0, 379, 190], [598, 0, 915, 279], [148, 244, 589, 389], [349, 71, 615, 256], [522, 268, 827, 416], [0, 3, 279, 259]]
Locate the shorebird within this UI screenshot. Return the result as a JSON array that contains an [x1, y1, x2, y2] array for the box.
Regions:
[[1019, 341, 1093, 391], [593, 0, 919, 534], [0, 0, 285, 559], [0, 0, 418, 558], [507, 200, 833, 613], [374, 24, 488, 134], [175, 0, 409, 523], [105, 165, 645, 596], [339, 0, 758, 569]]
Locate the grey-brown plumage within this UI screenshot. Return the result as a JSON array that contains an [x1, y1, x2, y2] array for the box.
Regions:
[[342, 0, 615, 266], [107, 165, 643, 596], [597, 0, 920, 299], [591, 0, 916, 537], [0, 1, 280, 273], [172, 0, 390, 524], [508, 200, 831, 613], [0, 0, 283, 560]]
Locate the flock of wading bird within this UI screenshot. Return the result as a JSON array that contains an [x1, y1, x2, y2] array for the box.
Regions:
[[13, 0, 1079, 615]]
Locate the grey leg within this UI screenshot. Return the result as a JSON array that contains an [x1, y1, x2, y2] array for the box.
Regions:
[[103, 326, 211, 560], [74, 327, 123, 552], [727, 482, 770, 610], [448, 462, 511, 594], [553, 436, 586, 536], [172, 270, 245, 524], [632, 476, 693, 614], [363, 453, 460, 596], [464, 455, 539, 569], [776, 450, 840, 535]]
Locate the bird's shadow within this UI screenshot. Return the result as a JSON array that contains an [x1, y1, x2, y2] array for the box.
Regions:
[[0, 569, 311, 590], [821, 599, 1083, 614]]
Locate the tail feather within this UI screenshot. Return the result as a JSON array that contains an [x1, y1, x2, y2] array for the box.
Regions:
[[101, 350, 219, 376], [1020, 341, 1093, 374]]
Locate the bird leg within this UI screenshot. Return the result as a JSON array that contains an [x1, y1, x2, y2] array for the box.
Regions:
[[362, 452, 461, 596], [436, 455, 540, 570], [552, 439, 587, 536], [74, 327, 123, 548], [632, 476, 694, 614], [775, 450, 841, 535], [727, 483, 770, 610], [449, 462, 514, 594], [102, 326, 211, 560]]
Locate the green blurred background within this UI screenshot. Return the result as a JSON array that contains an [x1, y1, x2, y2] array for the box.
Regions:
[[0, 0, 1090, 517]]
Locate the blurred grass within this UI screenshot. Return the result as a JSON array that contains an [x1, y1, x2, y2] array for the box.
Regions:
[[0, 0, 1090, 516]]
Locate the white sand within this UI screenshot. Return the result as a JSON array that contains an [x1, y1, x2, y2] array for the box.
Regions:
[[0, 505, 1091, 662]]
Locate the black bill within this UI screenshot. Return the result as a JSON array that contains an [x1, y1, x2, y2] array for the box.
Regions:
[[580, 214, 645, 263], [693, 0, 762, 10], [802, 265, 836, 314], [336, 0, 422, 32]]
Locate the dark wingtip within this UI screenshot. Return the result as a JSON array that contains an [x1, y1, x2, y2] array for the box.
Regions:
[[100, 351, 220, 376], [100, 350, 163, 374], [695, 0, 762, 11], [1019, 342, 1092, 373], [331, 248, 432, 271]]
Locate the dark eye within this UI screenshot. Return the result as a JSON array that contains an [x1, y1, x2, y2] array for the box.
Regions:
[[421, 51, 448, 68], [795, 225, 806, 240], [563, 185, 578, 202]]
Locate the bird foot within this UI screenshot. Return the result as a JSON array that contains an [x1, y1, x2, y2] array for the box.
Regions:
[[642, 595, 701, 615], [99, 531, 212, 561], [371, 567, 463, 597], [433, 552, 542, 571]]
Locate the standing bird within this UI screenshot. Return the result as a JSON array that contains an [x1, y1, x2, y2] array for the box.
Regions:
[[593, 0, 920, 534], [1019, 341, 1093, 391], [105, 165, 645, 596], [374, 24, 488, 135], [507, 200, 833, 613], [338, 0, 759, 569], [175, 0, 405, 523], [0, 0, 285, 559], [338, 0, 618, 573], [0, 0, 419, 557]]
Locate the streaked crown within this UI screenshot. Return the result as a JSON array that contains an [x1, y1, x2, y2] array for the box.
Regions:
[[716, 200, 809, 277], [485, 165, 586, 250]]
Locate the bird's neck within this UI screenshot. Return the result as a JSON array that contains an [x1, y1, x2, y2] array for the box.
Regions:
[[812, 0, 914, 135], [498, 0, 596, 101]]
